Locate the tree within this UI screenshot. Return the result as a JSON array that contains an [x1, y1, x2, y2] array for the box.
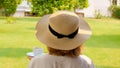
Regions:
[[31, 0, 89, 16], [0, 0, 21, 16], [3, 0, 17, 16], [0, 0, 4, 9]]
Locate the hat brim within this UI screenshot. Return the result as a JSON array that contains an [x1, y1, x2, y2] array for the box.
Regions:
[[36, 14, 92, 50]]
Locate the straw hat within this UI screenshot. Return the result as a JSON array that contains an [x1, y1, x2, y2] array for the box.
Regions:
[[36, 11, 92, 50]]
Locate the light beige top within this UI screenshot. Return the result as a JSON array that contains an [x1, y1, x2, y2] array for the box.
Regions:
[[28, 54, 95, 68]]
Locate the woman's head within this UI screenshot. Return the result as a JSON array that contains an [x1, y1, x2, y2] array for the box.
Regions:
[[36, 10, 91, 50], [47, 45, 83, 58]]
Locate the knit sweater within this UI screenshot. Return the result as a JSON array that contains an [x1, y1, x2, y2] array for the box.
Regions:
[[28, 54, 95, 68]]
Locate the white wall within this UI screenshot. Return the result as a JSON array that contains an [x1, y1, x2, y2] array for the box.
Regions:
[[93, 0, 111, 17], [84, 0, 95, 17], [82, 0, 112, 17], [13, 11, 25, 17], [117, 0, 120, 5]]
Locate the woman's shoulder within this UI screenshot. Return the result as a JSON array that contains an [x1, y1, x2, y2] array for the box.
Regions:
[[29, 54, 51, 65], [28, 54, 56, 68], [31, 54, 50, 60], [79, 55, 92, 63], [79, 55, 95, 68]]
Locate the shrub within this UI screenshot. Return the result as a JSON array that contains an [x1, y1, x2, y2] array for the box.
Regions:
[[109, 5, 120, 19], [5, 17, 16, 24], [95, 10, 103, 19], [113, 6, 120, 18]]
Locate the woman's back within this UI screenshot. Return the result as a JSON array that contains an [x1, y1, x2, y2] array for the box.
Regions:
[[29, 54, 94, 68]]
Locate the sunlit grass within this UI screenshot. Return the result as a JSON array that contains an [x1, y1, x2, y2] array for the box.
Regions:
[[84, 18, 120, 68]]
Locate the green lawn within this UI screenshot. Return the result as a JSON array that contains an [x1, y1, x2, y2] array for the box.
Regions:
[[0, 17, 120, 68]]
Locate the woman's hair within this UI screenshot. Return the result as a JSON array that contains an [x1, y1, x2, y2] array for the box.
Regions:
[[47, 45, 83, 58]]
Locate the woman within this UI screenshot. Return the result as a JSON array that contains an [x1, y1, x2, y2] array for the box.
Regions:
[[28, 11, 95, 68]]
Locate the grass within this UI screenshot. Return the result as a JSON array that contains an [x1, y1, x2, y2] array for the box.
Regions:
[[85, 18, 120, 68], [0, 17, 120, 68]]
